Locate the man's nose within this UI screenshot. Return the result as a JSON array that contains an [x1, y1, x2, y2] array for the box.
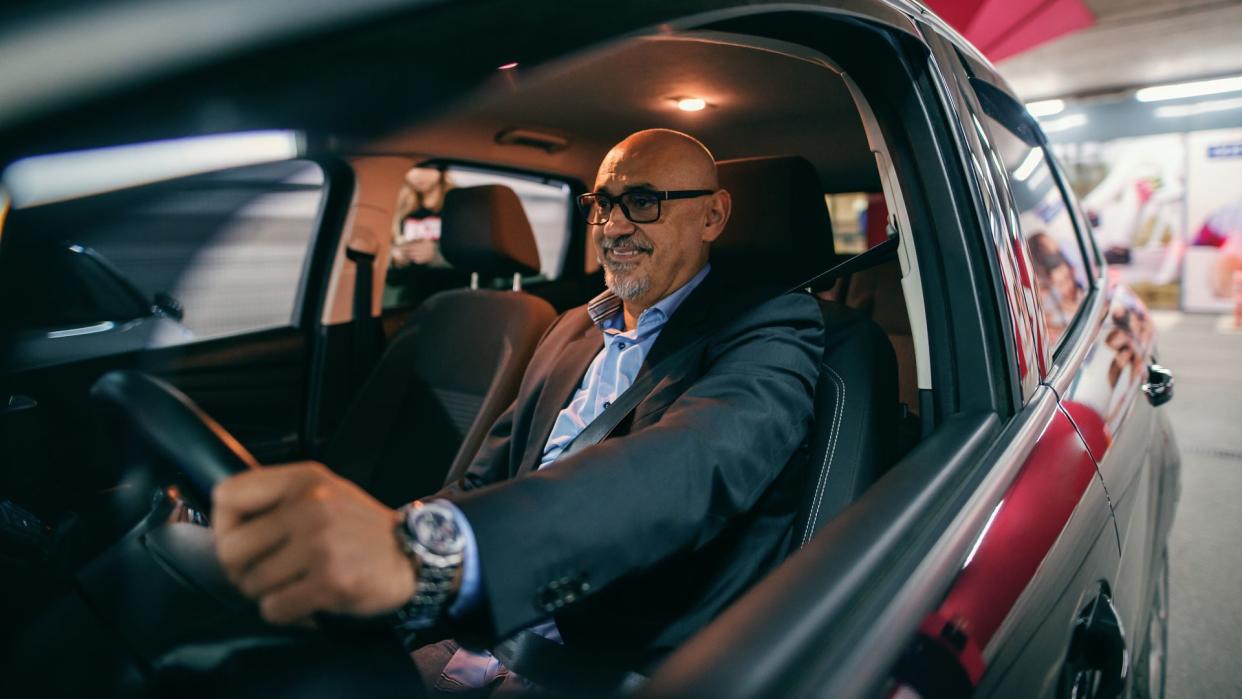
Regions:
[[600, 207, 636, 238]]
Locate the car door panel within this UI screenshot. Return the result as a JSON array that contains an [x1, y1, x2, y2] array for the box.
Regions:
[[131, 327, 309, 462], [1055, 282, 1176, 678], [915, 34, 1130, 695], [1, 326, 307, 516], [915, 402, 1119, 695]]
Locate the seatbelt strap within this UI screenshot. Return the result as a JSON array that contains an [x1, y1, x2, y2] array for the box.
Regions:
[[345, 248, 379, 393], [558, 237, 899, 459], [559, 334, 708, 459]]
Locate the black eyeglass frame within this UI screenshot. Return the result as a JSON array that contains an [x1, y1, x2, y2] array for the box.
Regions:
[[576, 189, 716, 224]]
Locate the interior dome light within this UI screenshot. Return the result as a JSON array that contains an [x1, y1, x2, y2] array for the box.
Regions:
[[677, 98, 707, 112]]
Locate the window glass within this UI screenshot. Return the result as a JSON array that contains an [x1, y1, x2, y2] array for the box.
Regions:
[[825, 192, 893, 254], [983, 117, 1090, 348], [2, 159, 325, 351], [383, 165, 572, 310]]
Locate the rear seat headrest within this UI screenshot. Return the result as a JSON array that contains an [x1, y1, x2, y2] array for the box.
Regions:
[[713, 155, 839, 287], [440, 185, 541, 278]]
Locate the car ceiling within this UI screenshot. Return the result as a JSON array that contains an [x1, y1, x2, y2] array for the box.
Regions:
[[1, 3, 890, 196], [356, 34, 882, 192]]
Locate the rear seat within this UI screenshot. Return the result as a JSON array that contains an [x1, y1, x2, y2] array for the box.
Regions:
[[325, 185, 557, 505], [837, 259, 917, 417]]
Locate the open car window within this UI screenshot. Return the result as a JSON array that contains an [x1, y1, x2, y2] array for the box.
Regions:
[[2, 159, 327, 356]]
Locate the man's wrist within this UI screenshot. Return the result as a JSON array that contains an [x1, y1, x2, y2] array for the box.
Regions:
[[392, 501, 466, 628]]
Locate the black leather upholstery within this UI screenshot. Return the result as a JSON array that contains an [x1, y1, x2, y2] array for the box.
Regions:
[[715, 155, 901, 543], [714, 155, 840, 287], [326, 185, 556, 506], [792, 301, 899, 542]]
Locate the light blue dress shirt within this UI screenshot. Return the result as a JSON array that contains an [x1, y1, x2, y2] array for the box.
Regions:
[[430, 264, 711, 688]]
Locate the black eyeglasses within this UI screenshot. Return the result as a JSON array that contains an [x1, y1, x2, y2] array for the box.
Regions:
[[576, 189, 715, 224]]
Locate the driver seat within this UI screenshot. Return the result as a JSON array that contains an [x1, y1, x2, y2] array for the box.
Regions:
[[714, 155, 901, 545]]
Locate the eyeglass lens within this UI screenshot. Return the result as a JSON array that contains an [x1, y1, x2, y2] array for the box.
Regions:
[[580, 192, 661, 224]]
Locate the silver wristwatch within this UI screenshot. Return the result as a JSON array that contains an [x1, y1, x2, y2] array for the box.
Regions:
[[393, 500, 466, 627]]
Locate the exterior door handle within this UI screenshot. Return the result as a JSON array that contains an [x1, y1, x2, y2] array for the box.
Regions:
[[1142, 364, 1174, 407], [1060, 590, 1128, 698]]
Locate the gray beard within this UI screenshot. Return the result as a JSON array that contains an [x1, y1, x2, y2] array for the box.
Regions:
[[602, 264, 650, 301]]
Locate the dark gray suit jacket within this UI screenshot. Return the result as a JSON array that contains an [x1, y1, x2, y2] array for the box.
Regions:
[[440, 270, 824, 663]]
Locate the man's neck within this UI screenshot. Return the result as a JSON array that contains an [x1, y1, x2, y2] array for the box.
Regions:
[[620, 303, 645, 332], [616, 263, 711, 332]]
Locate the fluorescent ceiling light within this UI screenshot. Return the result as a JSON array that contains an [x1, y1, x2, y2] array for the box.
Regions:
[[1013, 148, 1045, 181], [1040, 113, 1088, 134], [4, 130, 302, 208], [1135, 75, 1242, 102], [676, 98, 707, 112], [1155, 96, 1242, 118], [1026, 99, 1065, 118]]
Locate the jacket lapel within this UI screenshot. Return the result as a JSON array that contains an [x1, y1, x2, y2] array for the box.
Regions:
[[517, 322, 603, 476], [637, 269, 725, 377]]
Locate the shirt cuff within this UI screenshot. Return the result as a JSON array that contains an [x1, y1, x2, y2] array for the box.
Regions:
[[438, 499, 482, 619]]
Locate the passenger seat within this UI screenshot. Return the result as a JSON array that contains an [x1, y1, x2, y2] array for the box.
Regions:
[[324, 185, 558, 506]]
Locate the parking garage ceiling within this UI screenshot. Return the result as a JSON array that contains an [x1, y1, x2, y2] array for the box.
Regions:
[[996, 0, 1242, 101]]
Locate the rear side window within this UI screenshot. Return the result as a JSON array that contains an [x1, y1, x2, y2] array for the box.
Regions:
[[2, 160, 326, 345], [981, 115, 1091, 348], [826, 192, 893, 254], [383, 164, 573, 310]]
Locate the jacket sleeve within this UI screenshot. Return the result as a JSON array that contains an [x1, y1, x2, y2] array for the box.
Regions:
[[447, 291, 824, 642]]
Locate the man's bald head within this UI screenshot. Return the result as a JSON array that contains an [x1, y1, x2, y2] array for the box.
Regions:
[[589, 129, 731, 323], [595, 129, 718, 192]]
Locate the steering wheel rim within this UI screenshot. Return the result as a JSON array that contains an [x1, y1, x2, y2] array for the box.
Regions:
[[90, 370, 260, 506]]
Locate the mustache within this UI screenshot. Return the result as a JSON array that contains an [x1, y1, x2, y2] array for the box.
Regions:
[[599, 235, 653, 253]]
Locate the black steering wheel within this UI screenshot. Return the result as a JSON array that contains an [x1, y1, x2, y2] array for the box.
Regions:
[[89, 370, 260, 507], [0, 371, 425, 697]]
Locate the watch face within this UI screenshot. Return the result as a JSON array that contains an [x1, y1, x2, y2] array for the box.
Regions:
[[411, 504, 465, 556]]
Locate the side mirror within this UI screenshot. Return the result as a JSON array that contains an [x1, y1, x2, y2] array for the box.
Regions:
[[153, 292, 184, 321]]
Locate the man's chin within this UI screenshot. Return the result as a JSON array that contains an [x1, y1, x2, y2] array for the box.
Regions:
[[603, 269, 650, 302]]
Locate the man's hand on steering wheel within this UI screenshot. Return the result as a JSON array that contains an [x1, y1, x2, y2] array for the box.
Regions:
[[212, 463, 416, 626]]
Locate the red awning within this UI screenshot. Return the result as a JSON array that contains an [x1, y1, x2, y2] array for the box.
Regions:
[[925, 0, 1095, 62]]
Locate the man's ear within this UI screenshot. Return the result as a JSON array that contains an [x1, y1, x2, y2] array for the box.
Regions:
[[701, 189, 731, 243]]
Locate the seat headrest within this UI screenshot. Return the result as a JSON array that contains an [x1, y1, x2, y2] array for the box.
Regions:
[[440, 185, 541, 278], [712, 156, 838, 287]]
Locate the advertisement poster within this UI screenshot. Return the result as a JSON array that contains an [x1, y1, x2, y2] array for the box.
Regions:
[[1184, 128, 1242, 313], [1053, 135, 1187, 309]]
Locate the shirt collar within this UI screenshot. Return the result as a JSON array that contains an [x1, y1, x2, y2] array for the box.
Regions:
[[586, 263, 711, 332]]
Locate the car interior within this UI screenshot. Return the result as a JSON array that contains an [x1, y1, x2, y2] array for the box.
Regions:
[[0, 9, 989, 694]]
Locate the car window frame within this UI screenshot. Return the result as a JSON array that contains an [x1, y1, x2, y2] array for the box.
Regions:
[[921, 33, 1037, 414], [967, 78, 1102, 375]]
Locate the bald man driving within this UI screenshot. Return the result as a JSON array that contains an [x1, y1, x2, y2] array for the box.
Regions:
[[213, 129, 825, 695]]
